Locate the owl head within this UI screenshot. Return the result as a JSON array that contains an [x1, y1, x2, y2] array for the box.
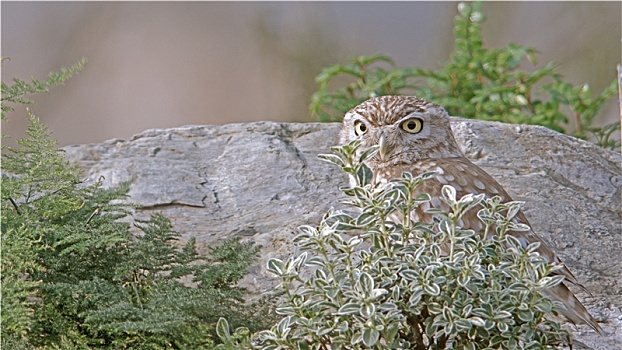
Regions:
[[339, 95, 463, 165]]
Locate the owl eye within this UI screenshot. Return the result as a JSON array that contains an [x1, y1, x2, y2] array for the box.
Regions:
[[401, 118, 423, 134], [354, 120, 368, 136]]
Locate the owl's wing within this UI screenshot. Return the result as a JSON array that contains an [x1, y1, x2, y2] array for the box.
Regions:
[[383, 158, 603, 334]]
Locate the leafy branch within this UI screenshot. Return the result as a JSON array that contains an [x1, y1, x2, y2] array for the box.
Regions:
[[1, 58, 87, 120], [309, 2, 619, 150]]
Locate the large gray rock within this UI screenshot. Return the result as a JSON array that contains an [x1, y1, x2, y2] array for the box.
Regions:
[[64, 119, 621, 349]]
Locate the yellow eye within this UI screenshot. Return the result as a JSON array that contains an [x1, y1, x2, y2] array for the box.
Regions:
[[401, 118, 423, 133], [354, 120, 368, 136]]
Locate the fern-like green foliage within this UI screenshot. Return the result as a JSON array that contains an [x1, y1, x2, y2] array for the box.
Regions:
[[309, 1, 619, 150], [255, 140, 570, 349], [1, 113, 268, 349], [1, 57, 87, 120], [1, 63, 271, 349]]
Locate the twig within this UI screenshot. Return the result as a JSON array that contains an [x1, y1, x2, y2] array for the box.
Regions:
[[8, 197, 21, 215], [85, 208, 100, 227]]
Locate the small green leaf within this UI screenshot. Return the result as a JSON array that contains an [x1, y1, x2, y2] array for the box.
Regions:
[[356, 163, 374, 186], [441, 185, 457, 202], [517, 309, 534, 322], [399, 269, 419, 281], [428, 302, 443, 314], [337, 303, 361, 315], [468, 316, 486, 327], [537, 275, 565, 289], [306, 256, 327, 268], [356, 210, 377, 226], [362, 328, 380, 347], [494, 310, 512, 320], [359, 272, 375, 293], [266, 258, 285, 275], [318, 153, 346, 168], [361, 303, 376, 318], [359, 145, 379, 163], [215, 317, 231, 340], [455, 318, 473, 331], [275, 317, 291, 336], [258, 330, 278, 342]]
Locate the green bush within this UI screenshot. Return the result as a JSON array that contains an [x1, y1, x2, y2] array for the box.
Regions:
[[310, 1, 619, 150], [1, 63, 271, 349], [255, 140, 570, 349]]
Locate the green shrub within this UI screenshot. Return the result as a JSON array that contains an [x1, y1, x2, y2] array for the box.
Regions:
[[256, 140, 570, 349], [1, 63, 271, 349], [309, 1, 619, 150]]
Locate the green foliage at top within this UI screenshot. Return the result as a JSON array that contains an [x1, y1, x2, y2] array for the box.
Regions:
[[1, 64, 272, 349], [252, 140, 570, 349], [309, 2, 619, 150], [1, 57, 87, 120]]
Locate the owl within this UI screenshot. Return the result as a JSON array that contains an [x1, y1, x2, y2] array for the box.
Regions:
[[338, 95, 603, 334]]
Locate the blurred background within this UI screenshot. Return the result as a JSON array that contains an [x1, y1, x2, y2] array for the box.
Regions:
[[2, 1, 620, 147]]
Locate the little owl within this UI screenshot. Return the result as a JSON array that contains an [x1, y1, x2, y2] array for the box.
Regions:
[[338, 95, 602, 334]]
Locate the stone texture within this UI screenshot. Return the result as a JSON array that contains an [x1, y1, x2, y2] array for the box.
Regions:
[[64, 119, 622, 349]]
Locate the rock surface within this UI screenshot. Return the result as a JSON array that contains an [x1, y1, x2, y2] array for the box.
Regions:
[[64, 119, 621, 349]]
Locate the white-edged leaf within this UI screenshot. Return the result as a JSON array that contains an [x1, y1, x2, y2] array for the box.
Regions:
[[359, 145, 379, 163], [275, 316, 291, 336], [215, 317, 230, 340], [399, 269, 419, 281], [441, 185, 457, 202], [537, 275, 565, 289], [359, 272, 374, 293], [257, 330, 278, 341], [318, 153, 345, 168], [337, 302, 361, 315], [356, 163, 374, 186], [362, 329, 380, 347], [468, 316, 486, 327], [506, 201, 524, 220], [356, 210, 377, 226], [266, 258, 285, 275], [361, 303, 375, 318], [305, 256, 327, 268]]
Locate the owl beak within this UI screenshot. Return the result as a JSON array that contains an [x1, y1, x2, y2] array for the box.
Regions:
[[378, 135, 390, 160]]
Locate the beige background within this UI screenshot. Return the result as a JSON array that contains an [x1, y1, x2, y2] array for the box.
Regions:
[[2, 2, 620, 147]]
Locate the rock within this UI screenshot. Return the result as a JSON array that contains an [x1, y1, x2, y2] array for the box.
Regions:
[[64, 119, 622, 349]]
